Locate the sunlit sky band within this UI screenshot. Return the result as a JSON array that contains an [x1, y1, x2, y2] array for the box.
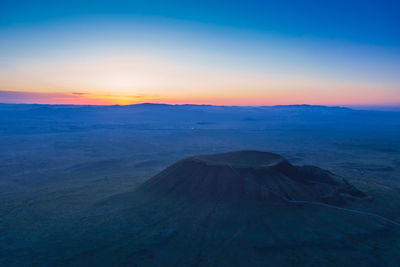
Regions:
[[0, 1, 399, 106]]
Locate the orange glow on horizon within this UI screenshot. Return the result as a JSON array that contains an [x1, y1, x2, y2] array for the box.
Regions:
[[1, 49, 399, 107], [1, 90, 399, 107]]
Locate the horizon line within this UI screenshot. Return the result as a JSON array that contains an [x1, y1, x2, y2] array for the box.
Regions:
[[1, 101, 400, 111]]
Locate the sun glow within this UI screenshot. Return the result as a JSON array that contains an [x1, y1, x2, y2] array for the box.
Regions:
[[1, 16, 399, 106]]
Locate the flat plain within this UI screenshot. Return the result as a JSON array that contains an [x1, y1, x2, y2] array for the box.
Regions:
[[0, 104, 399, 266]]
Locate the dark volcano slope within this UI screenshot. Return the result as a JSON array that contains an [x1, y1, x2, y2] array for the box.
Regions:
[[140, 151, 366, 206], [67, 151, 399, 267]]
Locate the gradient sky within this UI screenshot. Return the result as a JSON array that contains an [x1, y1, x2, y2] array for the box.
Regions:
[[0, 0, 399, 106]]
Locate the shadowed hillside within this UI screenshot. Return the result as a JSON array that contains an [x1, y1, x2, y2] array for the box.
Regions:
[[141, 151, 366, 206], [77, 151, 399, 267]]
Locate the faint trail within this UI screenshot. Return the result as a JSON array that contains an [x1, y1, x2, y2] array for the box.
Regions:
[[282, 199, 400, 226], [205, 163, 400, 267], [226, 164, 400, 227], [227, 164, 241, 176]]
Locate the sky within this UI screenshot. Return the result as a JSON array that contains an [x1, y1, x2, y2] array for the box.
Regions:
[[0, 0, 399, 106]]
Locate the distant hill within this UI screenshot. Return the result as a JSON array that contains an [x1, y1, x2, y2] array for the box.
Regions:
[[141, 151, 366, 206], [82, 151, 397, 266]]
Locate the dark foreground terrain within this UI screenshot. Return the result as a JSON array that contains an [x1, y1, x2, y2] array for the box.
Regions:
[[0, 103, 400, 266]]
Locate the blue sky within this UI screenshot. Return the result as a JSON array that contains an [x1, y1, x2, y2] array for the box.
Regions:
[[2, 0, 399, 46], [0, 0, 399, 105]]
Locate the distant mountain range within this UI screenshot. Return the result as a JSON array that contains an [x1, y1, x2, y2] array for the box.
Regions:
[[0, 103, 399, 135]]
